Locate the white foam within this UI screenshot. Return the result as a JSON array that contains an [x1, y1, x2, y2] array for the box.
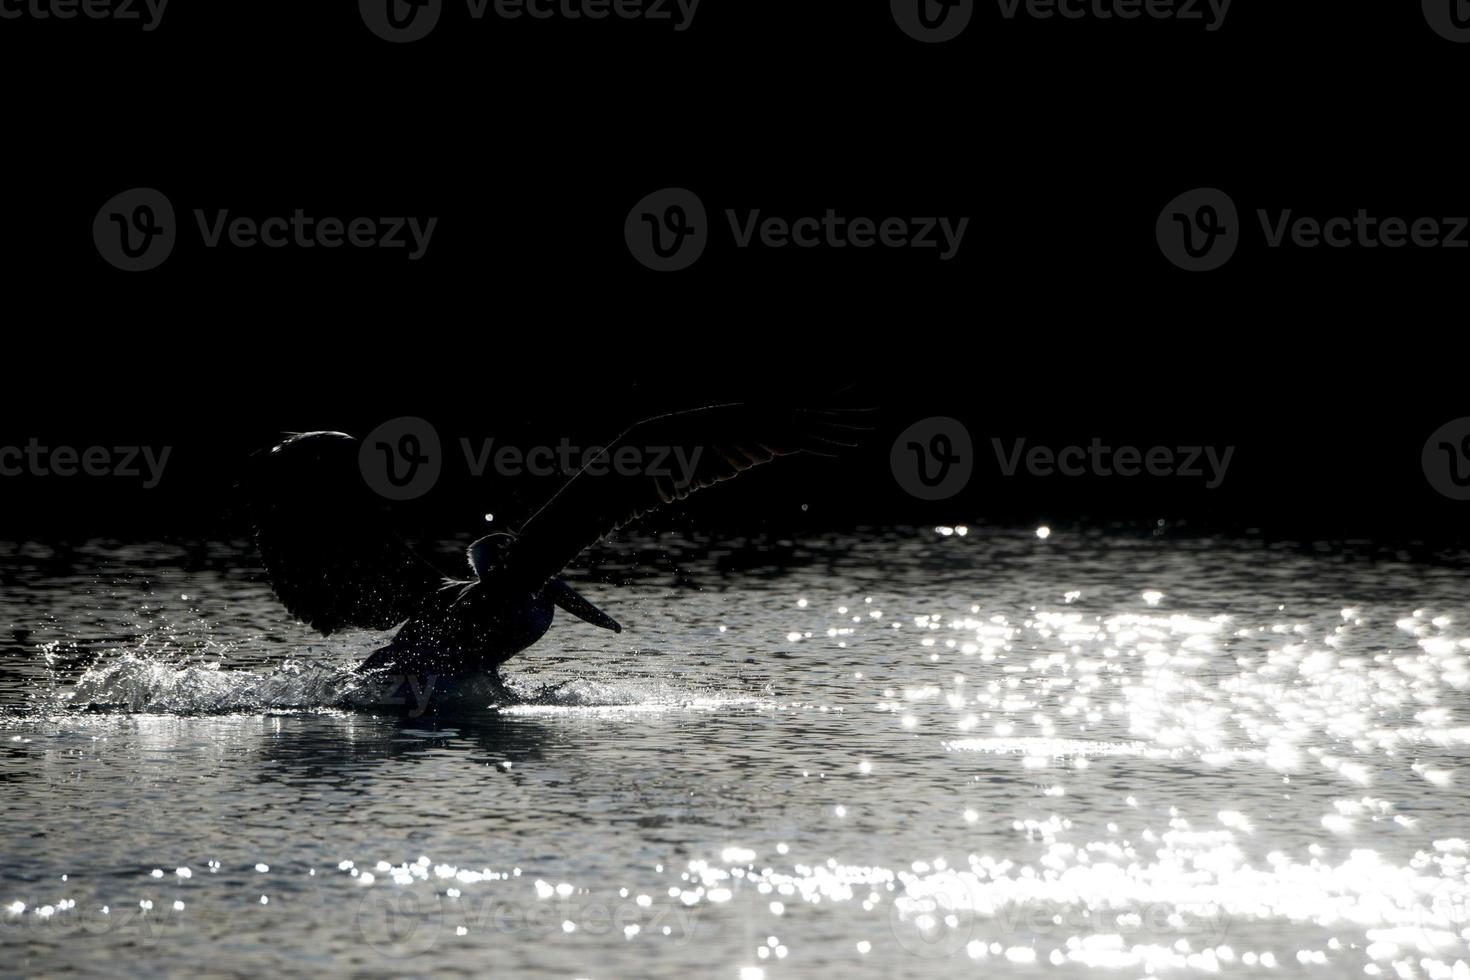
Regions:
[[500, 676, 761, 714], [63, 654, 757, 716], [67, 654, 384, 714]]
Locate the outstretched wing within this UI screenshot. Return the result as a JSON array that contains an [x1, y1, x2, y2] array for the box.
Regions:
[[243, 431, 448, 635], [502, 405, 863, 591]]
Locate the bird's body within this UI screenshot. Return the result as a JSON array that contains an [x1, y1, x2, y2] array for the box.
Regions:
[[357, 575, 556, 677], [243, 404, 863, 693]]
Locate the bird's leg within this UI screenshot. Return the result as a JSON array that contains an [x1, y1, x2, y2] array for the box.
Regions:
[[357, 642, 524, 710]]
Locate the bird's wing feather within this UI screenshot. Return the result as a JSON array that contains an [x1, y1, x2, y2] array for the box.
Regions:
[[502, 404, 863, 590], [244, 431, 447, 635]]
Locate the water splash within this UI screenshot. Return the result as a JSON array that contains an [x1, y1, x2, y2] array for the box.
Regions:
[[65, 654, 379, 714], [501, 675, 762, 714], [57, 653, 756, 716]]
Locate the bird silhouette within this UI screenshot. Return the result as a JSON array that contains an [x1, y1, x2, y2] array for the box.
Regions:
[[244, 404, 863, 686]]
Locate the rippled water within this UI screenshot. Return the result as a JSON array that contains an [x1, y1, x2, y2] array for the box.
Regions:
[[2, 528, 1469, 978]]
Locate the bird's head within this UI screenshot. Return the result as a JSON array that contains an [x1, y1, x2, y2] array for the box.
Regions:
[[467, 532, 517, 579]]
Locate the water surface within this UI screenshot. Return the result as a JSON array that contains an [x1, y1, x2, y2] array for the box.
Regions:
[[2, 528, 1468, 978]]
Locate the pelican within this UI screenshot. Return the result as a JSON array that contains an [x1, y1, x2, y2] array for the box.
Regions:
[[244, 405, 860, 685]]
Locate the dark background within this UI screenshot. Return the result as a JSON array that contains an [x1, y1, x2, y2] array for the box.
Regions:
[[1, 1, 1466, 552]]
